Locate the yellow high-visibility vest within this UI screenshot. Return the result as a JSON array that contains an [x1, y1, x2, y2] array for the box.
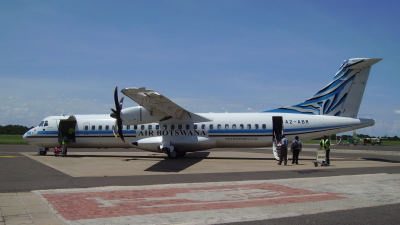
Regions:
[[321, 139, 330, 150]]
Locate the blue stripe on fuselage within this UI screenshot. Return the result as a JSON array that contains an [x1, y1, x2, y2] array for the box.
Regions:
[[34, 124, 353, 137]]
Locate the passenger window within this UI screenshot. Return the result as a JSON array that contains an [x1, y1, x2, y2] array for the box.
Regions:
[[84, 125, 89, 131], [98, 125, 102, 130], [171, 124, 175, 130], [141, 125, 145, 130], [209, 124, 214, 129], [194, 124, 198, 129], [44, 121, 48, 126], [262, 124, 266, 129], [105, 125, 109, 130], [240, 124, 244, 129], [156, 125, 160, 130], [217, 124, 221, 129], [232, 124, 237, 129], [178, 124, 182, 129], [148, 125, 152, 130], [255, 124, 259, 129], [134, 125, 138, 130], [39, 121, 44, 127], [201, 124, 206, 129], [91, 125, 96, 130], [225, 124, 229, 129], [163, 125, 167, 130], [127, 125, 130, 130], [186, 124, 190, 130], [247, 124, 251, 129]]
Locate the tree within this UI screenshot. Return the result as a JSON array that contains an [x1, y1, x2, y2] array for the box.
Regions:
[[0, 125, 32, 135]]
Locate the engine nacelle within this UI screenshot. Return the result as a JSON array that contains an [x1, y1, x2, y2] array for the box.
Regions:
[[132, 136, 216, 153], [120, 106, 164, 125], [132, 137, 163, 152]]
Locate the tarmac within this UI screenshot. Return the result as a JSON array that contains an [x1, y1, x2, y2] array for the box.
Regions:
[[0, 144, 399, 225]]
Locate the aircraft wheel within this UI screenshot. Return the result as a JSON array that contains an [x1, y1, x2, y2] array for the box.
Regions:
[[38, 147, 48, 156], [167, 150, 177, 159], [39, 150, 47, 156]]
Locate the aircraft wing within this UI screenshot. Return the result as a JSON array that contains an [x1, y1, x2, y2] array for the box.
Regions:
[[121, 87, 211, 122]]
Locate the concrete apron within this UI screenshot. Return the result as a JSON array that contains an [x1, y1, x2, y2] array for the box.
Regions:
[[0, 173, 394, 225], [22, 151, 394, 177]]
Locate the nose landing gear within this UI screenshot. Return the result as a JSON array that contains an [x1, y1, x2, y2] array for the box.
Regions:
[[38, 147, 49, 156]]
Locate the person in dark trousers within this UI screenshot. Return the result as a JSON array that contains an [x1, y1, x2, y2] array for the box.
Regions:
[[320, 135, 331, 165], [291, 136, 302, 164], [278, 135, 288, 165]]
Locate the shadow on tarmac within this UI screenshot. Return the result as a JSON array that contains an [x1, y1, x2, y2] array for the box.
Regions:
[[145, 152, 211, 172], [362, 157, 400, 163], [45, 152, 359, 162]]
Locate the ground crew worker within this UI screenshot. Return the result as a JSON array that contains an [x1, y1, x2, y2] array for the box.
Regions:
[[61, 136, 68, 156], [278, 135, 288, 165], [67, 127, 75, 139], [291, 136, 302, 164], [320, 135, 330, 166]]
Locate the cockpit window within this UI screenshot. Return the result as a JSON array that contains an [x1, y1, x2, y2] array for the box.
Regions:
[[44, 121, 49, 126], [39, 121, 44, 127]]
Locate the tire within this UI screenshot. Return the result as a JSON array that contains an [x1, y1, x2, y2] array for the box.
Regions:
[[167, 150, 177, 159], [39, 150, 47, 156], [38, 147, 47, 156]]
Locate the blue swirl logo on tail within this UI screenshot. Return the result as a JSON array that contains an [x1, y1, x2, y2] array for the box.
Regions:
[[265, 58, 379, 117]]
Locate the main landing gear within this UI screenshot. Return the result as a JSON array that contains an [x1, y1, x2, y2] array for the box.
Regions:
[[161, 146, 186, 159]]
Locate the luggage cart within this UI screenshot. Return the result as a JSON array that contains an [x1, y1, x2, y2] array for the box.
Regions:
[[314, 148, 326, 167]]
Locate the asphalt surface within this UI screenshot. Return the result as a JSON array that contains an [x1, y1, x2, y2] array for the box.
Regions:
[[1, 144, 400, 224]]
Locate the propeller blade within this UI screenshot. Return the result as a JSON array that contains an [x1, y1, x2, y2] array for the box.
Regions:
[[112, 124, 118, 138], [111, 86, 125, 142], [117, 119, 125, 142], [110, 109, 118, 118], [114, 86, 120, 112], [119, 95, 125, 108]]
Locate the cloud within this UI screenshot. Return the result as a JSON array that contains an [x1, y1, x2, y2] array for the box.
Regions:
[[0, 77, 113, 126], [395, 110, 400, 114]]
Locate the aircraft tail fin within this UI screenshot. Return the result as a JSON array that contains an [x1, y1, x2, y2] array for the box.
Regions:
[[266, 58, 381, 118]]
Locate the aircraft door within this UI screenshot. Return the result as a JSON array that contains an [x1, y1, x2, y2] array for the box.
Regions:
[[272, 116, 283, 160], [58, 116, 77, 145]]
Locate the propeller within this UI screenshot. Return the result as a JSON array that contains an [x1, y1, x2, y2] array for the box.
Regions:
[[110, 86, 125, 142]]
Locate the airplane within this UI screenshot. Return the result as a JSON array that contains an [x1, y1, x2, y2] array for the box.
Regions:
[[23, 57, 381, 159]]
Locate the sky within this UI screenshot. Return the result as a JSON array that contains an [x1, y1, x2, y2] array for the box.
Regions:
[[0, 0, 399, 136]]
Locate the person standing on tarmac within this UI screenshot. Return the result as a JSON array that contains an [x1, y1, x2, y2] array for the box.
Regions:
[[278, 135, 288, 165], [291, 136, 302, 164], [320, 135, 331, 165]]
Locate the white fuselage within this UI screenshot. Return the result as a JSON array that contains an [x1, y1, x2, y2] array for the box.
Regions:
[[23, 112, 374, 152]]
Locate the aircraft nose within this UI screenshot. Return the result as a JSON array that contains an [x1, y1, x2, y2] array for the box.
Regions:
[[23, 129, 33, 142], [22, 131, 29, 140]]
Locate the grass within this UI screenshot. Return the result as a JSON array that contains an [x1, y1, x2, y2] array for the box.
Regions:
[[0, 135, 27, 144], [303, 139, 400, 146]]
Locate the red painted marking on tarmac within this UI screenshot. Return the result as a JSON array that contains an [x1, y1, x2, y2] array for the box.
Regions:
[[42, 183, 344, 220]]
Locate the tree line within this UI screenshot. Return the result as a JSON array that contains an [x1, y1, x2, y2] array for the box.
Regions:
[[315, 134, 400, 141], [0, 125, 33, 135]]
